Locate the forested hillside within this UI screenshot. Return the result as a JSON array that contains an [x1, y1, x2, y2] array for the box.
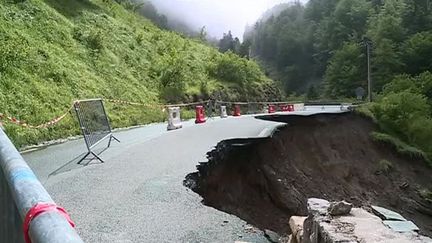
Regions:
[[247, 0, 432, 163], [248, 0, 432, 96], [0, 0, 280, 147]]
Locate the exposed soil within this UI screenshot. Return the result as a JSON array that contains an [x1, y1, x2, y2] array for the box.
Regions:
[[184, 113, 432, 237]]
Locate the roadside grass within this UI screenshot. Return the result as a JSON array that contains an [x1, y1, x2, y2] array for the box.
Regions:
[[371, 132, 431, 165], [353, 103, 431, 167], [0, 0, 278, 148], [354, 104, 377, 122]]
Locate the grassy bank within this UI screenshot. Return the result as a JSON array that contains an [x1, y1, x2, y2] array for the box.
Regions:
[[0, 0, 281, 147]]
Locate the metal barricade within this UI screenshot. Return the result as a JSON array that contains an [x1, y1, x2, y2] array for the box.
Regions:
[[247, 103, 259, 114], [74, 99, 119, 163], [204, 100, 214, 118]]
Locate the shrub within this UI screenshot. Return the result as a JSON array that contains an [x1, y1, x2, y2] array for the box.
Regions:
[[382, 72, 432, 109], [0, 35, 30, 72], [407, 117, 432, 153], [371, 132, 429, 162], [73, 28, 104, 51], [382, 74, 421, 95], [377, 159, 393, 174], [371, 91, 430, 138], [86, 30, 105, 51], [209, 52, 262, 86]]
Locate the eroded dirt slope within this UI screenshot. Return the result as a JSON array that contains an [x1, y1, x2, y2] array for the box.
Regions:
[[184, 113, 432, 237]]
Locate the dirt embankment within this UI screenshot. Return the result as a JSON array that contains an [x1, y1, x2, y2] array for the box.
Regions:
[[184, 113, 432, 237]]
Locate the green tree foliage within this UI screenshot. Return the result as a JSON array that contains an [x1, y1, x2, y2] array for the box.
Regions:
[[315, 0, 371, 55], [246, 0, 432, 161], [372, 91, 430, 136], [304, 0, 339, 22], [249, 3, 316, 92], [324, 42, 366, 98], [306, 85, 320, 100], [401, 31, 432, 75], [248, 0, 431, 95], [367, 0, 407, 88], [403, 0, 432, 34], [237, 39, 251, 58], [209, 52, 261, 86], [373, 72, 432, 159], [198, 26, 207, 42], [136, 1, 168, 29], [218, 31, 237, 53], [367, 0, 407, 43], [248, 1, 373, 94], [383, 72, 432, 105]]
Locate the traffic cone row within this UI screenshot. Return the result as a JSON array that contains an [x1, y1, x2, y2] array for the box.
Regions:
[[167, 103, 303, 131]]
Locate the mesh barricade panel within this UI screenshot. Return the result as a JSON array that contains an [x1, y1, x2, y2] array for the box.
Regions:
[[75, 99, 111, 149], [74, 99, 119, 163]]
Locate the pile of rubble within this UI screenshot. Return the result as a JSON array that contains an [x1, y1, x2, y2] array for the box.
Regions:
[[283, 198, 431, 243]]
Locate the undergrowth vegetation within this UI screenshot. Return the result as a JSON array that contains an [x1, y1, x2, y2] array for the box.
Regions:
[[0, 0, 280, 147], [367, 72, 432, 166], [371, 132, 430, 164]]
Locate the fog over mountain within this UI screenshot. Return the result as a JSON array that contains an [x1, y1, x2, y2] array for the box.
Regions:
[[147, 0, 308, 39]]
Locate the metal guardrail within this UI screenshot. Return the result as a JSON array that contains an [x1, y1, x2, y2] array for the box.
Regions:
[[0, 129, 83, 243]]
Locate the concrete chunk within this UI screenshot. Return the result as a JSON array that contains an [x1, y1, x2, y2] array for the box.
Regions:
[[307, 198, 330, 215], [289, 216, 306, 235], [289, 216, 306, 243], [328, 201, 352, 216], [302, 198, 431, 243]]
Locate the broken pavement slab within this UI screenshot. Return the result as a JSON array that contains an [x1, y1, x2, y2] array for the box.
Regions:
[[371, 205, 421, 233], [371, 205, 407, 221], [383, 220, 420, 233]]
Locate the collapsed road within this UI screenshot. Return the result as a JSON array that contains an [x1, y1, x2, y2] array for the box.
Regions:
[[24, 106, 431, 242], [185, 113, 432, 239], [23, 106, 347, 243]]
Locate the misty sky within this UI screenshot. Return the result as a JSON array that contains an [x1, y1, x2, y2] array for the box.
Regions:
[[150, 0, 308, 39]]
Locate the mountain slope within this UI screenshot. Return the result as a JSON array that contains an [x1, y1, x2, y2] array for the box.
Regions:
[[0, 0, 280, 147]]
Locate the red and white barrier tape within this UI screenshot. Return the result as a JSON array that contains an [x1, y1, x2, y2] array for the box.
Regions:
[[0, 98, 301, 130], [105, 98, 212, 108], [0, 99, 212, 129], [0, 106, 73, 129], [165, 100, 211, 108], [104, 99, 165, 108]]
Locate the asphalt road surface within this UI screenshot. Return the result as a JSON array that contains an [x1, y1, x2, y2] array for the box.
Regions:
[[23, 107, 346, 243]]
